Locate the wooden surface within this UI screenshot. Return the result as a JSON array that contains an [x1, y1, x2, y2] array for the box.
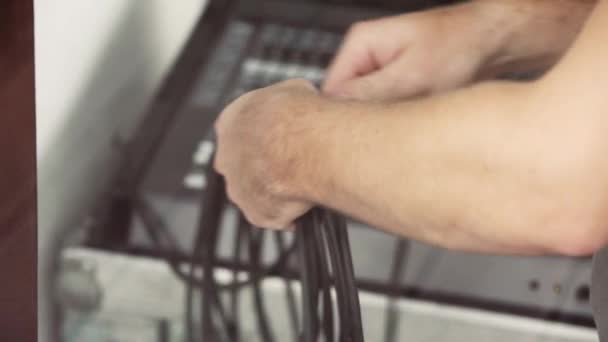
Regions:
[[0, 1, 37, 341]]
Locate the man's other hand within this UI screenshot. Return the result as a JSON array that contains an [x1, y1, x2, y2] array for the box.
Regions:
[[323, 0, 594, 101], [323, 4, 494, 101], [214, 80, 324, 229]]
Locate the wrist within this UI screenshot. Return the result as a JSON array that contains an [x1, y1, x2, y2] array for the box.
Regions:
[[287, 98, 343, 205], [292, 99, 390, 209], [471, 0, 595, 76], [287, 98, 355, 205]]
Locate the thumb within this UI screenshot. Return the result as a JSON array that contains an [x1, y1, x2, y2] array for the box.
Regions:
[[334, 59, 428, 101]]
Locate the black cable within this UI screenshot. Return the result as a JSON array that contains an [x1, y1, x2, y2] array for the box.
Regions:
[[296, 218, 316, 342], [136, 155, 365, 342], [312, 213, 335, 342], [274, 231, 301, 341], [303, 216, 321, 342], [134, 194, 230, 340], [185, 216, 200, 342], [135, 191, 265, 341], [228, 217, 244, 341], [322, 213, 352, 339], [296, 208, 366, 342], [383, 239, 410, 342], [335, 214, 364, 342], [196, 170, 228, 341], [200, 219, 214, 342], [157, 319, 170, 342], [248, 227, 276, 342], [134, 195, 297, 290], [46, 13, 381, 342], [138, 18, 365, 342], [322, 210, 364, 342]]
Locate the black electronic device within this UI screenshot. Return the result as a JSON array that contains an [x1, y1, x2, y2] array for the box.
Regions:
[[82, 0, 595, 332]]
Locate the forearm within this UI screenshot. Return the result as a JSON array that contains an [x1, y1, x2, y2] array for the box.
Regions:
[[301, 81, 604, 256], [300, 1, 601, 256], [473, 0, 596, 77]]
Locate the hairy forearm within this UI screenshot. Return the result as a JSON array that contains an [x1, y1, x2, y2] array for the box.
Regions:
[[473, 0, 596, 77], [297, 0, 601, 255], [300, 81, 605, 256]]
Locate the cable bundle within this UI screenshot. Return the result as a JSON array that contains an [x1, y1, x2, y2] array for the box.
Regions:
[[127, 14, 371, 333], [297, 208, 364, 342], [135, 166, 365, 341]]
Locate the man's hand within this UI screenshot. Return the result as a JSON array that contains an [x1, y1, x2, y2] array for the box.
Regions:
[[212, 0, 607, 255], [323, 4, 492, 101], [214, 80, 323, 229], [323, 0, 594, 101]]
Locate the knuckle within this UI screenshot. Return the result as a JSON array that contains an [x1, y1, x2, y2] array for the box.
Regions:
[[244, 207, 283, 229], [261, 203, 280, 220], [241, 212, 256, 227], [213, 117, 224, 134], [225, 184, 239, 203], [246, 213, 268, 229], [237, 202, 272, 229], [234, 89, 262, 110], [286, 78, 313, 88], [258, 215, 287, 230], [265, 180, 288, 198], [248, 217, 263, 228], [265, 221, 287, 230], [212, 149, 226, 173], [347, 19, 379, 38], [237, 88, 257, 101], [263, 90, 289, 108], [212, 158, 222, 173], [348, 21, 368, 36], [249, 87, 275, 105], [322, 77, 345, 95]]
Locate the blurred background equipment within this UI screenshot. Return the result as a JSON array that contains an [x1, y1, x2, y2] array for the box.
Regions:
[[38, 0, 598, 341]]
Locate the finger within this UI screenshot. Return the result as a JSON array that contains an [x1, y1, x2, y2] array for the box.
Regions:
[[272, 201, 312, 229], [212, 152, 223, 174], [337, 58, 428, 101], [241, 209, 274, 230], [323, 25, 379, 95], [227, 188, 272, 229], [225, 183, 241, 207], [259, 206, 310, 230], [212, 138, 229, 175], [226, 184, 282, 229], [237, 194, 311, 230]]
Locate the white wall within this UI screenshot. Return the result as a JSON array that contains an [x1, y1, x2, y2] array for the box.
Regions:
[[35, 1, 207, 340]]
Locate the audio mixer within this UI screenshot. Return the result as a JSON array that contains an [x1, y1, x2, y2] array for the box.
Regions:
[[85, 0, 596, 328]]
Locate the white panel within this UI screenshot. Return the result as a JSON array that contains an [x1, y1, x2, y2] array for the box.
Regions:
[[35, 1, 208, 340]]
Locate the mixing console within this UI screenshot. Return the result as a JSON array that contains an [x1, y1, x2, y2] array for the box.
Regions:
[[119, 13, 596, 327]]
